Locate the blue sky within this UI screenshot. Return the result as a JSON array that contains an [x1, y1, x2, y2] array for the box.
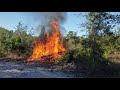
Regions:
[[0, 12, 86, 36], [0, 12, 119, 36]]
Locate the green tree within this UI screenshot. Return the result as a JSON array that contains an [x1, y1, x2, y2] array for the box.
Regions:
[[12, 22, 34, 57], [84, 12, 120, 73], [0, 27, 13, 55], [66, 31, 80, 50]]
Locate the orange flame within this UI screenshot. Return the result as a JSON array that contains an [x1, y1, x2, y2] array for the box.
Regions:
[[28, 20, 66, 61]]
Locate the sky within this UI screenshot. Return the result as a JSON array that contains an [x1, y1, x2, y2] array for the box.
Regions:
[[0, 12, 86, 36], [0, 12, 119, 36]]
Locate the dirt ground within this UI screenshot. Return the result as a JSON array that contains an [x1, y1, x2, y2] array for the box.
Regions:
[[0, 58, 76, 78]]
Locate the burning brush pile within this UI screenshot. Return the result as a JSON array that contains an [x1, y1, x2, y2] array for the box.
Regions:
[[26, 12, 67, 63]]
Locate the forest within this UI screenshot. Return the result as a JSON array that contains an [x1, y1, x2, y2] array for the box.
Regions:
[[0, 12, 120, 78]]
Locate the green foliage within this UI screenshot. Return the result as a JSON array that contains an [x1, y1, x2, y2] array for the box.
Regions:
[[114, 29, 120, 51], [83, 12, 120, 73], [66, 31, 80, 50], [0, 22, 34, 58], [60, 46, 91, 64], [0, 27, 13, 55], [11, 22, 34, 57], [60, 50, 76, 63], [59, 12, 120, 76]]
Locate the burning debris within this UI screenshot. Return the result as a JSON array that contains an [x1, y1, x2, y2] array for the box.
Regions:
[[27, 13, 67, 62]]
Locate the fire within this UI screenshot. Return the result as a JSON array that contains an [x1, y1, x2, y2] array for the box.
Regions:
[[28, 20, 66, 61]]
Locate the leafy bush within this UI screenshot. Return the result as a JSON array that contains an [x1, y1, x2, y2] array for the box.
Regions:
[[60, 50, 76, 64], [60, 47, 91, 65], [0, 22, 34, 58]]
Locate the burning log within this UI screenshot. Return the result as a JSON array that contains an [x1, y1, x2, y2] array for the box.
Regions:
[[25, 51, 65, 64]]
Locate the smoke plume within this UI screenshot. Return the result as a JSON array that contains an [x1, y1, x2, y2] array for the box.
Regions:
[[33, 12, 67, 24], [31, 12, 67, 42]]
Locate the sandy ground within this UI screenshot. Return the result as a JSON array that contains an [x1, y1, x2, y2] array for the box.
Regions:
[[0, 60, 75, 78]]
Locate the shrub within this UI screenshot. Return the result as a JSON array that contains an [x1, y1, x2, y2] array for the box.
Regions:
[[60, 50, 76, 64], [60, 47, 91, 67]]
